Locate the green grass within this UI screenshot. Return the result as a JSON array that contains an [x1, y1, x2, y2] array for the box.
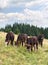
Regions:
[[0, 32, 48, 65]]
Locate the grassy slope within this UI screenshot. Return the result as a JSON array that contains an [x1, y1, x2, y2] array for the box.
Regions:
[[0, 32, 48, 65]]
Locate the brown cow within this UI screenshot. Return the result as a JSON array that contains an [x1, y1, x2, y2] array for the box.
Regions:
[[5, 31, 14, 46], [25, 36, 38, 51], [37, 34, 44, 47], [15, 33, 28, 46]]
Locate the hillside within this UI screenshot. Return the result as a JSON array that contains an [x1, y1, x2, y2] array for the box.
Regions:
[[0, 32, 48, 65]]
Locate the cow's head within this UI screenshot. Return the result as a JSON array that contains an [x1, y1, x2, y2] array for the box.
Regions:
[[25, 44, 31, 51], [5, 36, 10, 46]]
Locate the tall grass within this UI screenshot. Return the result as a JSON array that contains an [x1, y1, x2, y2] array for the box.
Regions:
[[0, 32, 48, 65]]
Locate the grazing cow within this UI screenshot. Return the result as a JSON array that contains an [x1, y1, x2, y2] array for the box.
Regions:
[[15, 34, 28, 46], [37, 34, 44, 47], [5, 31, 14, 46], [25, 36, 38, 51]]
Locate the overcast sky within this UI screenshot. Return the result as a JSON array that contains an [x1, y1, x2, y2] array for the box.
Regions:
[[0, 0, 48, 28]]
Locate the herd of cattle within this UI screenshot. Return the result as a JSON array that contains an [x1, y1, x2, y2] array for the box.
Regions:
[[5, 31, 44, 51]]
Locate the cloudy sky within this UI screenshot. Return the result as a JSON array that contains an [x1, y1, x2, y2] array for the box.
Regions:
[[0, 0, 48, 28]]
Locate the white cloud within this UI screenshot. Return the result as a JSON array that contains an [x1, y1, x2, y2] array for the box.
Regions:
[[24, 8, 43, 20], [23, 8, 48, 27], [0, 0, 33, 9], [0, 12, 26, 22], [0, 8, 48, 27], [0, 0, 9, 8], [6, 12, 26, 20], [0, 0, 48, 28], [25, 0, 48, 8]]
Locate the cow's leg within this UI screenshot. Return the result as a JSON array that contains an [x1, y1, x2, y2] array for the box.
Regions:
[[41, 41, 43, 47], [22, 41, 23, 46], [36, 42, 38, 50], [15, 41, 17, 45], [34, 44, 36, 51], [11, 40, 13, 45], [7, 42, 9, 46], [31, 45, 33, 51]]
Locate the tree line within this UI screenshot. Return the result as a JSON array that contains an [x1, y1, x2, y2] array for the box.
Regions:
[[0, 23, 48, 39]]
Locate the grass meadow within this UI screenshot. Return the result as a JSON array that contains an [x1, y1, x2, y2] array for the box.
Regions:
[[0, 32, 48, 65]]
